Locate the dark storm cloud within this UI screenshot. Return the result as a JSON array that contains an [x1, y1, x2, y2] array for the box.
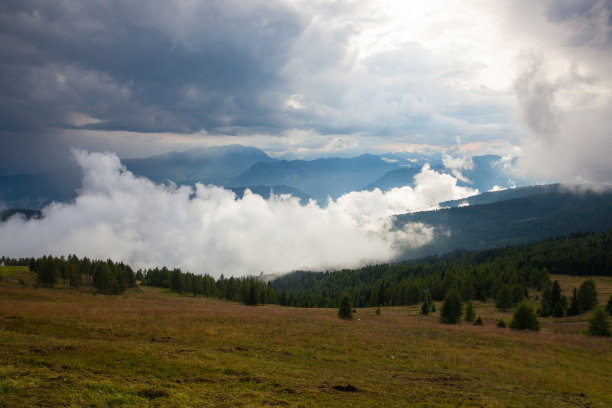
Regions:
[[0, 0, 305, 134]]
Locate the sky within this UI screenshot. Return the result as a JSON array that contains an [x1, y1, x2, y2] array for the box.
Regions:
[[1, 1, 611, 276], [1, 0, 611, 186]]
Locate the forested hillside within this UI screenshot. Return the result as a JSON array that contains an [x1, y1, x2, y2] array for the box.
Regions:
[[396, 190, 612, 259], [271, 230, 612, 308]]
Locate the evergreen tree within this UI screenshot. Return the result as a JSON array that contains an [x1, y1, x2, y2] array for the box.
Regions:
[[244, 281, 258, 306], [440, 289, 462, 324], [420, 301, 429, 315], [338, 293, 353, 320], [170, 269, 183, 293], [510, 284, 525, 305], [37, 258, 57, 287], [93, 264, 115, 294], [68, 264, 81, 289], [567, 288, 581, 316], [577, 279, 598, 312], [464, 302, 475, 322], [280, 290, 289, 306], [539, 284, 552, 316], [606, 295, 612, 316], [587, 307, 610, 337], [551, 295, 568, 317], [497, 319, 506, 328], [473, 316, 483, 326], [510, 302, 540, 331], [495, 285, 512, 312]]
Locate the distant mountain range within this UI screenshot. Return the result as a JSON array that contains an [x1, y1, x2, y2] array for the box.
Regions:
[[123, 144, 276, 186], [0, 144, 519, 208]]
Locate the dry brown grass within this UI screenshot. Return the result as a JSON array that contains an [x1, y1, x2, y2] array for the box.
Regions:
[[1, 274, 611, 407]]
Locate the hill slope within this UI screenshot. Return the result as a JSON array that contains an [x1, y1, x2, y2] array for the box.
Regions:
[[396, 190, 612, 258]]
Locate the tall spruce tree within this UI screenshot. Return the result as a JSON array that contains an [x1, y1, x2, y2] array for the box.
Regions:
[[577, 279, 598, 312], [567, 288, 581, 316], [245, 281, 258, 306]]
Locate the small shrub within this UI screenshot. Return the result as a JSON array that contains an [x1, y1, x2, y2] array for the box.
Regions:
[[510, 302, 540, 331], [587, 307, 610, 337], [375, 307, 381, 316], [473, 316, 483, 326], [497, 319, 506, 328], [420, 301, 429, 315]]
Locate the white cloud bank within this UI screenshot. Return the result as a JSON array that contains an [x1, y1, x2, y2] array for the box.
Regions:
[[0, 151, 477, 277]]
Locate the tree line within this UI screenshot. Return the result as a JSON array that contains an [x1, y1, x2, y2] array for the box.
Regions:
[[2, 230, 611, 311], [1, 255, 136, 294]]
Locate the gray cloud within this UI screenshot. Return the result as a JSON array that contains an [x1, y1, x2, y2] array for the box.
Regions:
[[506, 0, 612, 187], [0, 0, 522, 173], [0, 0, 304, 134]]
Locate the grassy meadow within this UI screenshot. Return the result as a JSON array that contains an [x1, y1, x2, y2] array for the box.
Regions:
[[0, 270, 611, 407]]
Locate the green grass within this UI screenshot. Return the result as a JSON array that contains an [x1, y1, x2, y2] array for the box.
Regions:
[[1, 275, 611, 407], [0, 266, 29, 276]]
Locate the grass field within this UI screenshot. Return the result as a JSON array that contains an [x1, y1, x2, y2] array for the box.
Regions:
[[0, 265, 29, 276], [0, 271, 611, 407]]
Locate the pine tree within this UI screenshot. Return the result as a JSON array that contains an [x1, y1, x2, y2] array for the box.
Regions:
[[510, 302, 540, 331], [473, 316, 483, 326], [587, 307, 610, 337], [170, 269, 183, 293], [577, 279, 598, 312], [420, 301, 429, 315], [510, 284, 525, 305], [440, 289, 462, 324], [338, 293, 353, 320], [495, 285, 512, 312], [567, 288, 581, 316], [606, 295, 612, 316], [244, 281, 258, 306], [464, 302, 475, 322], [497, 319, 506, 328]]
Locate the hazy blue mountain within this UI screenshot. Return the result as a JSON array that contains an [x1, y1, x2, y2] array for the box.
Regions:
[[0, 145, 276, 209], [395, 189, 612, 259], [440, 184, 562, 208], [228, 154, 400, 203], [123, 144, 276, 185], [228, 185, 312, 205], [363, 166, 429, 191], [0, 167, 81, 209], [0, 145, 525, 210]]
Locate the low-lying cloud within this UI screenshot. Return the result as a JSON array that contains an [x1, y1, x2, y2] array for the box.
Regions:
[[0, 151, 477, 277]]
